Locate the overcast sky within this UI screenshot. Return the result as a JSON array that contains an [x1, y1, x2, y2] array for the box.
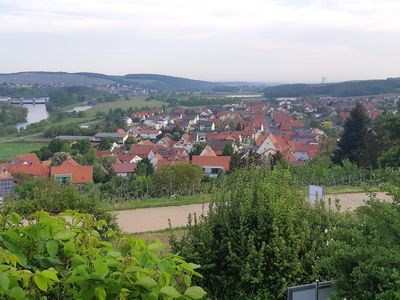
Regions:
[[0, 0, 399, 83]]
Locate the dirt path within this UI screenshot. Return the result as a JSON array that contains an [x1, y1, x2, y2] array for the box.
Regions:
[[116, 203, 209, 233], [116, 192, 391, 233]]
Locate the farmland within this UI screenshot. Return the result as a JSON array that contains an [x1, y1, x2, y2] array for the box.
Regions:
[[85, 96, 165, 118], [0, 142, 47, 161]]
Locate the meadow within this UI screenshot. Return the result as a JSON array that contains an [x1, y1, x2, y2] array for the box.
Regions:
[[85, 96, 165, 118], [0, 142, 47, 161]]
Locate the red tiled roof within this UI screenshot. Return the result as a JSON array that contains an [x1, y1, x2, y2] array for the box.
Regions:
[[117, 152, 137, 163], [14, 153, 41, 165], [51, 163, 93, 184], [42, 160, 51, 173], [181, 133, 193, 142], [140, 129, 161, 134], [112, 163, 136, 174], [255, 135, 266, 147], [138, 140, 154, 146], [10, 163, 48, 178], [130, 144, 155, 157], [61, 157, 80, 167], [192, 155, 231, 171], [200, 145, 217, 156], [0, 163, 11, 172]]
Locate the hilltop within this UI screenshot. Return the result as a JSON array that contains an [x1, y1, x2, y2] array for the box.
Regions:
[[0, 71, 221, 91], [263, 77, 400, 98]]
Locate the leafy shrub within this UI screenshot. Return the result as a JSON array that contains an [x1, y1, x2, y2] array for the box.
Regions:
[[171, 168, 340, 299], [0, 211, 206, 300], [321, 187, 400, 299], [9, 184, 116, 229], [152, 164, 204, 196]]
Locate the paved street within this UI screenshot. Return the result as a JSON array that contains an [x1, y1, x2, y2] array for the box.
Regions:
[[116, 192, 391, 233]]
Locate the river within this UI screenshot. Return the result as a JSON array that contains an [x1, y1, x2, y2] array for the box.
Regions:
[[15, 104, 49, 130], [14, 104, 93, 130]]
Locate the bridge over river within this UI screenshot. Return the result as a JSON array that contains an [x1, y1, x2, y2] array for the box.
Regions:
[[10, 97, 49, 105]]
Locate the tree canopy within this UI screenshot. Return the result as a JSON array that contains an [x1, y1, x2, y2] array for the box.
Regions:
[[333, 103, 370, 166]]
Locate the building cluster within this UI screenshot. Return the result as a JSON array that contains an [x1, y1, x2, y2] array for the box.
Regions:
[[2, 95, 389, 199], [0, 154, 92, 198]]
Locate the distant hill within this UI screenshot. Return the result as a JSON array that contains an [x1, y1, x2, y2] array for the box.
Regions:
[[0, 72, 221, 91], [263, 78, 400, 98], [0, 72, 116, 86]]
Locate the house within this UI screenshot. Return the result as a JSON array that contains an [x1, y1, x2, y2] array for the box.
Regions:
[[199, 120, 216, 132], [51, 157, 93, 184], [112, 163, 136, 177], [207, 139, 231, 156], [123, 116, 133, 126], [192, 155, 231, 177], [256, 134, 278, 157], [0, 169, 14, 198], [9, 154, 48, 178], [148, 146, 189, 167], [200, 145, 217, 156], [130, 144, 155, 158], [93, 132, 128, 144], [117, 152, 142, 164], [139, 129, 161, 140], [56, 136, 93, 142]]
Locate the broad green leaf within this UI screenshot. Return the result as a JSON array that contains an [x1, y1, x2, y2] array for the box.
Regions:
[[9, 286, 25, 300], [33, 274, 48, 291], [54, 230, 76, 241], [184, 286, 207, 299], [135, 276, 156, 289], [0, 273, 9, 290], [41, 269, 60, 282], [71, 255, 87, 268], [80, 287, 95, 300], [46, 240, 58, 257], [148, 291, 159, 300], [148, 242, 166, 253], [107, 250, 121, 258], [184, 274, 191, 287], [160, 286, 181, 298], [64, 241, 76, 256], [95, 286, 106, 300], [9, 213, 22, 225], [94, 259, 109, 278]]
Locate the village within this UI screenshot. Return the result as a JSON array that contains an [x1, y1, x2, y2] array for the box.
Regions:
[[0, 93, 392, 199]]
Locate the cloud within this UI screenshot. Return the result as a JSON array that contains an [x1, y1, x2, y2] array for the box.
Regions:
[[0, 0, 399, 81]]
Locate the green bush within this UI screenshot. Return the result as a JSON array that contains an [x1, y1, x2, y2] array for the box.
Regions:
[[321, 187, 400, 299], [171, 168, 340, 299], [0, 210, 206, 299], [152, 164, 204, 196], [9, 184, 116, 229]]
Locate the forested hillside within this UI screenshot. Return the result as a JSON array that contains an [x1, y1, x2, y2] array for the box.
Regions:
[[264, 78, 400, 98]]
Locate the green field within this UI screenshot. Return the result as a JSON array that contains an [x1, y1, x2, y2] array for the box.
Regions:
[[0, 142, 48, 161], [111, 194, 210, 211], [85, 96, 165, 118]]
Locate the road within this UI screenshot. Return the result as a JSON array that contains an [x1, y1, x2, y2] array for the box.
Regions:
[[116, 192, 391, 233]]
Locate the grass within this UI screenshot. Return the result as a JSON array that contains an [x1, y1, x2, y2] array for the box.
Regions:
[[111, 194, 211, 211], [131, 227, 188, 250], [85, 96, 165, 118], [324, 185, 380, 195], [0, 142, 48, 161], [112, 186, 383, 211]]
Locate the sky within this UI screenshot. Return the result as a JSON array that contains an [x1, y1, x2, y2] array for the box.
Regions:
[[0, 0, 400, 83]]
